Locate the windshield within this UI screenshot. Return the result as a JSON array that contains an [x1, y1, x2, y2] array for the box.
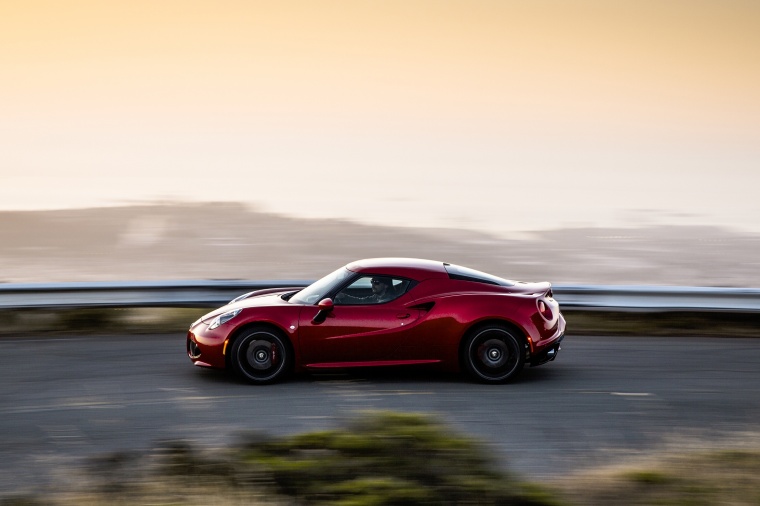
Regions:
[[289, 267, 354, 305]]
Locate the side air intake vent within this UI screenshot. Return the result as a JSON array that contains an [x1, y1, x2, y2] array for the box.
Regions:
[[409, 301, 435, 312]]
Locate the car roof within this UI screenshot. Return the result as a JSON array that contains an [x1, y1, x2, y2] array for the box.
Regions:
[[346, 258, 449, 280]]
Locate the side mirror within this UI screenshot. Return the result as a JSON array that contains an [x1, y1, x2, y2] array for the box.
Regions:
[[312, 298, 334, 324], [317, 298, 334, 311]]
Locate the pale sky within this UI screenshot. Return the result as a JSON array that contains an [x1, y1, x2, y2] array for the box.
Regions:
[[1, 0, 759, 234]]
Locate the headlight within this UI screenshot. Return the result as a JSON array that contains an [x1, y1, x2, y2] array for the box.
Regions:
[[208, 309, 242, 330]]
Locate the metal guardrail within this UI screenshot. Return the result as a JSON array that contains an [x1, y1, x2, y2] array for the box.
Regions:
[[1, 280, 760, 312], [555, 285, 760, 312], [0, 280, 312, 309]]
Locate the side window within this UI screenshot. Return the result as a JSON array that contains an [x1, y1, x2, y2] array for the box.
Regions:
[[334, 276, 411, 305], [444, 263, 515, 286]]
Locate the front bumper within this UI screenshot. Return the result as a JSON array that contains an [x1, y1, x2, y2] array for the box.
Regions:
[[187, 324, 228, 369]]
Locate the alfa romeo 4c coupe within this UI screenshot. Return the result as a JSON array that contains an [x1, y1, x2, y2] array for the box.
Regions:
[[187, 258, 565, 384]]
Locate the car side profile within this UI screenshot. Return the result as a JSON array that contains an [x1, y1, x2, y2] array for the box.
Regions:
[[187, 258, 565, 384]]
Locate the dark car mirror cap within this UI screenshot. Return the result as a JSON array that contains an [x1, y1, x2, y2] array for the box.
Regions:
[[317, 298, 334, 311]]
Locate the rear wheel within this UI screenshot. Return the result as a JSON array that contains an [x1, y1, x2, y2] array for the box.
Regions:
[[462, 325, 525, 383], [230, 327, 292, 384]]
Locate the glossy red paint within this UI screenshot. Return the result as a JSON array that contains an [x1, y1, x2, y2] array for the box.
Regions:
[[187, 258, 566, 384]]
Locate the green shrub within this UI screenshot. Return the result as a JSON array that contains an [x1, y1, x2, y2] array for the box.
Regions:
[[622, 470, 673, 485], [235, 411, 557, 505]]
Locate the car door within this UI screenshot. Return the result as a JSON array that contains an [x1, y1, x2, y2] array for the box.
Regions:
[[297, 276, 420, 366]]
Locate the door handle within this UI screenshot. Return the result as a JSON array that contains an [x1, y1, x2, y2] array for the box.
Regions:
[[396, 313, 410, 319]]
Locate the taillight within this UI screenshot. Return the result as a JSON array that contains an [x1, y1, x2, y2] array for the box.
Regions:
[[537, 299, 553, 320]]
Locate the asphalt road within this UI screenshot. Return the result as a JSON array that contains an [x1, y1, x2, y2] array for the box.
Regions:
[[2, 333, 760, 495]]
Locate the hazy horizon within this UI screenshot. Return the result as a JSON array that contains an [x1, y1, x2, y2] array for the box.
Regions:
[[2, 1, 758, 235], [3, 202, 759, 286], [3, 200, 760, 239]]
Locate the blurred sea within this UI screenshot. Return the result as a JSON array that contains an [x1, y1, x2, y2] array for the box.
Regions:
[[1, 202, 758, 287]]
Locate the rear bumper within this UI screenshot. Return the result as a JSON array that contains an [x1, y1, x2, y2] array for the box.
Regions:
[[529, 312, 565, 367], [530, 333, 564, 367]]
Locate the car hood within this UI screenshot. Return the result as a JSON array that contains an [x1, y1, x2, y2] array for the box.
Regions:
[[199, 291, 298, 322], [232, 291, 296, 308]]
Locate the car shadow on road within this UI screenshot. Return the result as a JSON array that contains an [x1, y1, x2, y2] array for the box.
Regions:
[[189, 363, 563, 386]]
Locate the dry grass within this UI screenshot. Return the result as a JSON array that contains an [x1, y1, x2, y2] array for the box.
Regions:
[[555, 449, 760, 505]]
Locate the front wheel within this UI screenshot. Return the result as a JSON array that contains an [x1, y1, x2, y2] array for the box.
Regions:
[[462, 325, 525, 383], [229, 327, 292, 384]]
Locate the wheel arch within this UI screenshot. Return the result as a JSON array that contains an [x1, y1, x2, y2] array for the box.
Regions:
[[458, 318, 529, 368], [224, 321, 295, 371]]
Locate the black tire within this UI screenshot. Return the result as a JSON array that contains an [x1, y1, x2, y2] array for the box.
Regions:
[[229, 327, 292, 384], [462, 325, 525, 383]]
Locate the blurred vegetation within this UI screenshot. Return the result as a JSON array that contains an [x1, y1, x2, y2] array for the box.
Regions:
[[230, 412, 554, 505], [564, 310, 760, 338], [1, 412, 557, 506], [4, 412, 760, 505], [558, 449, 760, 506], [0, 307, 209, 336]]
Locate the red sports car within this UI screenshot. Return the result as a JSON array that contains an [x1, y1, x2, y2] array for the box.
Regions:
[[187, 258, 565, 384]]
